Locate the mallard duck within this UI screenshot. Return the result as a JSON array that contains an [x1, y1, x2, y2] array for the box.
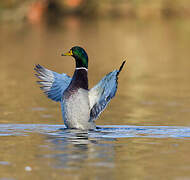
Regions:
[[35, 46, 125, 130]]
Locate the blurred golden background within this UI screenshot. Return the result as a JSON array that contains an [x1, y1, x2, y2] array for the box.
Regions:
[[0, 0, 190, 126]]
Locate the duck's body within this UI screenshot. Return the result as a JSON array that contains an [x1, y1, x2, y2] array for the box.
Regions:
[[35, 46, 125, 130], [62, 87, 95, 129], [62, 68, 95, 129]]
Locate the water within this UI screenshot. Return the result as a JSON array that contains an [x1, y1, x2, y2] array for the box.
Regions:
[[1, 18, 190, 179], [0, 124, 190, 179]]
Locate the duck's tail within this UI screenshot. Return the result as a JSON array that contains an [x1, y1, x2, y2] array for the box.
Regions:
[[117, 60, 126, 76]]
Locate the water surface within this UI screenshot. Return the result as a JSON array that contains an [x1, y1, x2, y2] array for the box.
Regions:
[[0, 18, 190, 179]]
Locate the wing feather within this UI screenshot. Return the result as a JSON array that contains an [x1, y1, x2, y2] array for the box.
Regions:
[[89, 61, 126, 121], [34, 64, 71, 102]]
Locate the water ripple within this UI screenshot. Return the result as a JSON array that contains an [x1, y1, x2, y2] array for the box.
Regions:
[[0, 124, 190, 139]]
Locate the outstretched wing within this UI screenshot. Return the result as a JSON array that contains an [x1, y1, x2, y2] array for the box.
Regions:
[[34, 64, 71, 102], [89, 61, 126, 121]]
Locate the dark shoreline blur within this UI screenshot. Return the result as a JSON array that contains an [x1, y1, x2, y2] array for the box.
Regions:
[[0, 0, 190, 24]]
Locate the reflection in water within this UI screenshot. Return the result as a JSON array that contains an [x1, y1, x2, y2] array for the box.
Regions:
[[45, 128, 115, 170]]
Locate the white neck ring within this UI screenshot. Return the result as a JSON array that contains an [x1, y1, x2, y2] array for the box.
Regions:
[[76, 67, 88, 71]]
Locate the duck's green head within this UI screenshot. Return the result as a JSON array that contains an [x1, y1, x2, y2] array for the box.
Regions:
[[62, 46, 88, 69]]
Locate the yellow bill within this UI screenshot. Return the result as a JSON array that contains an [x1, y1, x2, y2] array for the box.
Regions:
[[61, 50, 73, 56]]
